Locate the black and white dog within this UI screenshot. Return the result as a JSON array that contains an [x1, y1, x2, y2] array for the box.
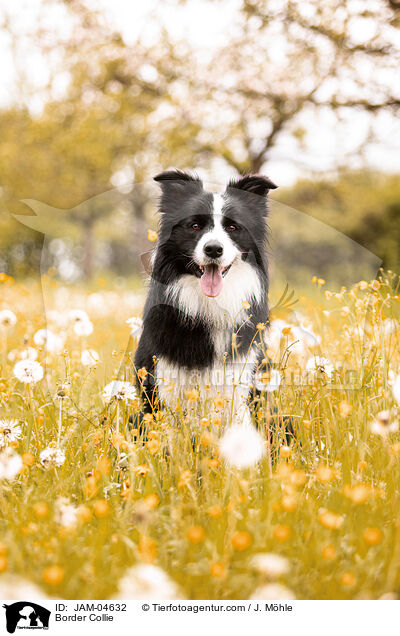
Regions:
[[134, 170, 277, 428]]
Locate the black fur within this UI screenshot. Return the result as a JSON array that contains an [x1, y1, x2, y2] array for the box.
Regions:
[[135, 170, 276, 414]]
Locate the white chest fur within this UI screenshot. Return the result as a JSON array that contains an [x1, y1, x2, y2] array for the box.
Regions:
[[165, 258, 262, 329]]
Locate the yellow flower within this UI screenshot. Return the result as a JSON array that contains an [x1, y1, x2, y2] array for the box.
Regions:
[[207, 505, 223, 518], [91, 430, 103, 446], [338, 401, 353, 418], [213, 396, 225, 410], [200, 431, 213, 447], [143, 494, 160, 510], [186, 525, 206, 544], [362, 527, 383, 546], [83, 475, 99, 499], [146, 439, 161, 455], [317, 278, 325, 286], [97, 455, 111, 475], [232, 531, 252, 551], [256, 322, 266, 331], [273, 525, 292, 542], [315, 465, 340, 484], [42, 565, 64, 585], [340, 571, 356, 587], [359, 281, 369, 290], [77, 505, 92, 523], [147, 229, 158, 242], [137, 367, 148, 380], [111, 433, 128, 450], [281, 495, 297, 512], [342, 483, 371, 504], [279, 445, 291, 459], [134, 464, 150, 477], [178, 469, 192, 488], [242, 301, 250, 310], [391, 442, 400, 456], [318, 509, 344, 530], [186, 389, 200, 402], [289, 469, 307, 487], [370, 280, 380, 291], [275, 462, 293, 481], [321, 544, 337, 560], [138, 535, 157, 563], [206, 457, 220, 469], [93, 499, 110, 518], [33, 502, 49, 519], [210, 562, 225, 578], [21, 452, 35, 466]]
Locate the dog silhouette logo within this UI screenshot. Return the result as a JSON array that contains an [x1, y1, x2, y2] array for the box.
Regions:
[[2, 602, 50, 633]]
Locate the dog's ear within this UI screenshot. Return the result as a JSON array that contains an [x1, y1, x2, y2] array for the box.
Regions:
[[228, 174, 278, 196], [154, 170, 203, 189]]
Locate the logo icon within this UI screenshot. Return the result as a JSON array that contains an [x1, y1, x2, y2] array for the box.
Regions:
[[2, 602, 51, 633]]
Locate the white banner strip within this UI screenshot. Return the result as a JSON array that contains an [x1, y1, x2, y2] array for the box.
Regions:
[[1, 599, 397, 635]]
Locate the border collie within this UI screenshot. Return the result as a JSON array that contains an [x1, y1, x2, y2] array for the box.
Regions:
[[134, 170, 277, 429]]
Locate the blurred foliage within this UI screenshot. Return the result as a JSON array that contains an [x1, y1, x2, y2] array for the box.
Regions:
[[0, 0, 399, 280], [277, 172, 400, 273]]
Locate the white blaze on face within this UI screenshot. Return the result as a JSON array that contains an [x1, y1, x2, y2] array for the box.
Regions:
[[193, 194, 240, 298]]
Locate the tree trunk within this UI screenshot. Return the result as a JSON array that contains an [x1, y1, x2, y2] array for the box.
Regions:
[[82, 218, 94, 280]]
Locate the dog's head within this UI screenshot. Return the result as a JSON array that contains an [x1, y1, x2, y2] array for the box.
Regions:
[[153, 169, 277, 297]]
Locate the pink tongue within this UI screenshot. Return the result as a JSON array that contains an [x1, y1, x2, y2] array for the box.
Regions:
[[200, 264, 223, 297]]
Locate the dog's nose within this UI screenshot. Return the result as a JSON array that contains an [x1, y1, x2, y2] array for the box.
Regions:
[[204, 242, 223, 258]]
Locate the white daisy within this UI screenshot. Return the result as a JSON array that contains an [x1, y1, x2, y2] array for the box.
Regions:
[[250, 553, 290, 579], [219, 424, 265, 469], [0, 448, 23, 480], [33, 329, 64, 354], [115, 565, 182, 600], [7, 350, 17, 362], [370, 410, 399, 437], [54, 497, 78, 528], [126, 317, 143, 338], [102, 381, 137, 403], [40, 445, 66, 468], [393, 374, 400, 405], [68, 309, 94, 336], [47, 309, 68, 328], [0, 574, 48, 600], [20, 347, 38, 361], [13, 360, 44, 384], [383, 319, 397, 335], [0, 310, 17, 328], [0, 419, 22, 448], [81, 349, 100, 367], [74, 319, 93, 336], [306, 356, 334, 379], [250, 583, 296, 600], [68, 309, 90, 323]]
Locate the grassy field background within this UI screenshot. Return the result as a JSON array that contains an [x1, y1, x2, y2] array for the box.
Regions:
[[1, 271, 400, 600]]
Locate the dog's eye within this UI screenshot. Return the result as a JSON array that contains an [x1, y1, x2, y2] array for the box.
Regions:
[[191, 222, 201, 230], [226, 224, 238, 232]]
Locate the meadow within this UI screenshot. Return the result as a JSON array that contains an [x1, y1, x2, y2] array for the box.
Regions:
[[1, 270, 400, 600]]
